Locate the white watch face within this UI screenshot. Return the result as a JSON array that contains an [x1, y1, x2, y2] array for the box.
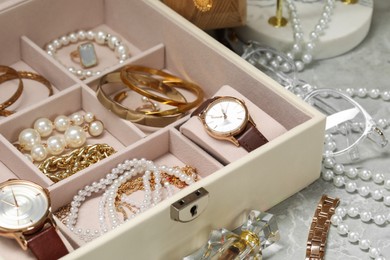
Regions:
[[204, 97, 247, 135], [0, 181, 49, 230]]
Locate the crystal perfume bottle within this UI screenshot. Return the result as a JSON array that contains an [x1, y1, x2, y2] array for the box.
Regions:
[[184, 210, 280, 260]]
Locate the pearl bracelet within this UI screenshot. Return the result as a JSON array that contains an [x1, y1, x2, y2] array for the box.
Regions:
[[17, 111, 104, 162], [45, 30, 130, 79]]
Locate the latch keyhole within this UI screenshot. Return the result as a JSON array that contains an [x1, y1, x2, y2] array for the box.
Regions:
[[190, 205, 198, 217]]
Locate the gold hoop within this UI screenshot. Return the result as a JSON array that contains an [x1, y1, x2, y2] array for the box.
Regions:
[[0, 65, 24, 116]]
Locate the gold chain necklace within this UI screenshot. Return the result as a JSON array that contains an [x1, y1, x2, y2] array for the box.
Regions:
[[115, 165, 198, 220], [38, 143, 116, 182]]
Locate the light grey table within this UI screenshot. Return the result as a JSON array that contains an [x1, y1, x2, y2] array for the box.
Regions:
[[263, 1, 390, 259]]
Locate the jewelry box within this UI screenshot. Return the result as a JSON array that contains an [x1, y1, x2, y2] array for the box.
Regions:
[[0, 0, 325, 259]]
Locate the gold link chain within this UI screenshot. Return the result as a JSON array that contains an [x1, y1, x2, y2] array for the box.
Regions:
[[38, 143, 116, 183]]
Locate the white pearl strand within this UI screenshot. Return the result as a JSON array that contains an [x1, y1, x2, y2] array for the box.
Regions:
[[18, 112, 104, 162], [322, 156, 390, 207], [284, 0, 336, 71], [342, 87, 390, 130], [322, 143, 389, 259], [343, 87, 390, 101], [100, 163, 194, 233], [45, 30, 130, 79], [292, 84, 390, 131], [331, 206, 386, 260], [66, 158, 195, 242]]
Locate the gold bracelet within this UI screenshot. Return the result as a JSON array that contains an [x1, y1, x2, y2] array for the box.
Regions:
[[306, 194, 340, 260], [0, 65, 24, 116], [0, 69, 53, 117], [18, 71, 54, 96], [97, 72, 187, 127], [120, 65, 204, 111], [38, 143, 116, 183]]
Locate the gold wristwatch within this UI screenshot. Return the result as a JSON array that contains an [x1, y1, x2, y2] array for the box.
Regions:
[[0, 179, 68, 259], [192, 96, 268, 152], [306, 195, 340, 260]]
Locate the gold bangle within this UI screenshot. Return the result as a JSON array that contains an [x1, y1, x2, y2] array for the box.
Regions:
[[18, 71, 54, 96], [97, 72, 186, 127], [120, 65, 204, 111], [114, 90, 161, 113], [0, 65, 24, 116], [0, 69, 53, 117], [100, 72, 187, 117]]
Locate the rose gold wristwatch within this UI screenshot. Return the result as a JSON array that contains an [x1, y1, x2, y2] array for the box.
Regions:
[[0, 179, 68, 259], [192, 96, 268, 152], [306, 195, 340, 260]]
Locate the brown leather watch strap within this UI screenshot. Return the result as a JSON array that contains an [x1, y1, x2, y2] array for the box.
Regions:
[[191, 96, 218, 117], [305, 195, 340, 260], [235, 121, 268, 152], [27, 225, 68, 260]]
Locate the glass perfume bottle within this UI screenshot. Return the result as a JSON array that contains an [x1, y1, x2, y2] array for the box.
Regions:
[[184, 210, 279, 260]]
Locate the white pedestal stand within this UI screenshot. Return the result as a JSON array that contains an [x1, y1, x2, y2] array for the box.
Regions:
[[235, 0, 373, 60]]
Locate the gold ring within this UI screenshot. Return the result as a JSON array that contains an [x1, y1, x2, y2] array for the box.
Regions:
[[70, 42, 98, 69], [0, 65, 24, 117]]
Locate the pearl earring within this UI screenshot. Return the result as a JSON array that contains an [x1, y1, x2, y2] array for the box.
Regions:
[[17, 112, 104, 162]]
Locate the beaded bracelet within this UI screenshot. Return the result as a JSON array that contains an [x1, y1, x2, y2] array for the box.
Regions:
[[45, 30, 130, 79]]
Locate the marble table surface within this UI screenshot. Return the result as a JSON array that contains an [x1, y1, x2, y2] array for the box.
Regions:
[[259, 1, 390, 259]]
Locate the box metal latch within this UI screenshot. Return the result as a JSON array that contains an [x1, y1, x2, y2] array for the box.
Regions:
[[170, 187, 209, 223]]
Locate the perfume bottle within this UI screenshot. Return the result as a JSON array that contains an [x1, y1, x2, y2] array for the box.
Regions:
[[184, 210, 280, 260]]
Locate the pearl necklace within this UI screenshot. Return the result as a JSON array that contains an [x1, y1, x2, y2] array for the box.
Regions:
[[343, 87, 390, 102], [284, 0, 336, 71], [292, 84, 390, 132], [17, 112, 104, 162], [340, 87, 390, 130], [322, 156, 390, 207], [331, 206, 386, 260], [308, 85, 390, 259], [66, 158, 196, 242], [322, 154, 389, 259], [45, 30, 130, 79]]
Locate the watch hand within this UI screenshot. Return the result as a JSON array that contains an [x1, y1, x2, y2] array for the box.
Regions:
[[16, 208, 20, 225], [220, 108, 227, 119], [1, 199, 16, 207], [210, 115, 224, 119], [11, 188, 19, 208]]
